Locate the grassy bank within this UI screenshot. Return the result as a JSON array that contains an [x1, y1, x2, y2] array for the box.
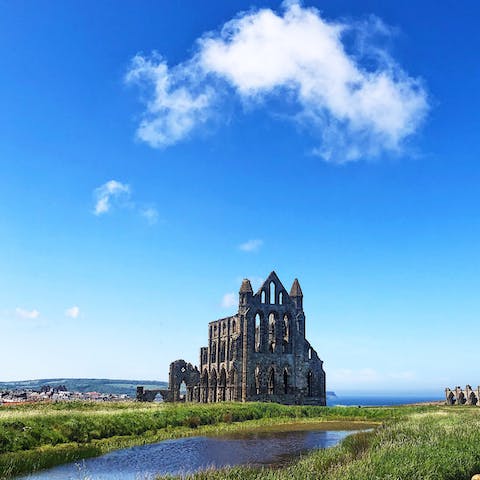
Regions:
[[167, 406, 480, 480], [0, 401, 398, 478], [3, 402, 475, 480]]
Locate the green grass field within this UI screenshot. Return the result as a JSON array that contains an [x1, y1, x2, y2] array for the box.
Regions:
[[170, 406, 480, 480], [1, 401, 479, 480]]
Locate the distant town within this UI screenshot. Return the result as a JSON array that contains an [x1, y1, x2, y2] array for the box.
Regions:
[[0, 384, 131, 404], [0, 378, 169, 405]]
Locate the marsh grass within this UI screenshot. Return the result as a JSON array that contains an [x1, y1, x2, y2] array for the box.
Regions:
[[0, 401, 470, 479], [165, 407, 480, 480]]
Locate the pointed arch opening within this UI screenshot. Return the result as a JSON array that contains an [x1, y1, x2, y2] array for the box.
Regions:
[[279, 291, 283, 305], [228, 368, 237, 401], [255, 313, 261, 352], [268, 367, 275, 395], [255, 365, 261, 395], [268, 313, 276, 353], [283, 369, 289, 394], [283, 314, 290, 353], [210, 369, 218, 403], [201, 369, 209, 403], [210, 342, 217, 363], [307, 371, 313, 397], [179, 380, 187, 402], [261, 290, 266, 304], [269, 282, 275, 304], [219, 368, 227, 402]]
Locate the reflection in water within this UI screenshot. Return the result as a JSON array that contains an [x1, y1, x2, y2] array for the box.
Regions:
[[20, 429, 354, 480]]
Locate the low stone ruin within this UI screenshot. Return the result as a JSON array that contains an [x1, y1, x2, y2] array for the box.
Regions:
[[445, 385, 480, 405]]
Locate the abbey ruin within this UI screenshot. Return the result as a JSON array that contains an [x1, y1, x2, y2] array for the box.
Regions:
[[148, 272, 326, 405]]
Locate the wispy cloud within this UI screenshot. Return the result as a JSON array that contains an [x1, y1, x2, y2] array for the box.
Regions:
[[126, 1, 428, 162], [93, 180, 159, 225], [221, 292, 237, 308], [15, 307, 40, 320], [140, 206, 159, 225], [239, 239, 263, 252], [65, 306, 80, 319], [93, 180, 130, 215]]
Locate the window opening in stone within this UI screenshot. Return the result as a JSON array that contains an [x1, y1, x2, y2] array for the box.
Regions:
[[279, 291, 283, 305], [268, 313, 275, 353], [180, 380, 187, 402], [220, 341, 226, 363], [229, 368, 237, 401], [308, 347, 312, 360], [270, 282, 275, 304], [268, 367, 275, 395], [255, 366, 261, 395], [307, 371, 313, 397], [210, 370, 218, 403], [283, 369, 289, 394], [261, 290, 266, 303], [219, 368, 227, 402], [201, 369, 209, 403], [283, 315, 290, 353], [211, 342, 217, 363], [255, 314, 261, 352]]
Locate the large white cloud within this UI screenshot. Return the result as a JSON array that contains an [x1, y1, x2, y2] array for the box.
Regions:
[[127, 1, 428, 163]]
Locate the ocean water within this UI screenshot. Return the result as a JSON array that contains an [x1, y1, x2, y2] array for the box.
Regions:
[[328, 394, 443, 407]]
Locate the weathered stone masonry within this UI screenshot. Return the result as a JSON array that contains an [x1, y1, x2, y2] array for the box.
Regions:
[[445, 385, 480, 405], [140, 272, 326, 405]]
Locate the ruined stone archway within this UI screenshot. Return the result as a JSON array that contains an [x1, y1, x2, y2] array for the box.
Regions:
[[168, 360, 200, 402]]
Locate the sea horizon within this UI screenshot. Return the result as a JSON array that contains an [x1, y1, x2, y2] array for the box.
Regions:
[[329, 392, 444, 407]]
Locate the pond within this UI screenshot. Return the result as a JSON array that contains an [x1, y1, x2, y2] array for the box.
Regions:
[[20, 424, 362, 480]]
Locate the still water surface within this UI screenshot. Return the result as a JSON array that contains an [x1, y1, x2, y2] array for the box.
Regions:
[[21, 427, 355, 480]]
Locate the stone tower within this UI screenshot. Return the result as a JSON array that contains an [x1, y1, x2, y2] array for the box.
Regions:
[[163, 271, 326, 405]]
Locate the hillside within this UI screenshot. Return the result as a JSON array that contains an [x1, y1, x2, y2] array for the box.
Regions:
[[1, 378, 336, 399], [0, 378, 168, 397]]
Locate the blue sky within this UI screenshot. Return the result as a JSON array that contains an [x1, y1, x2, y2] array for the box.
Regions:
[[1, 0, 479, 394]]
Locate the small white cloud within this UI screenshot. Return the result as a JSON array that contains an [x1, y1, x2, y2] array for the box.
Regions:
[[65, 306, 80, 319], [221, 292, 237, 308], [140, 206, 159, 225], [93, 181, 160, 224], [239, 239, 263, 252], [15, 308, 40, 320], [93, 180, 130, 215]]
